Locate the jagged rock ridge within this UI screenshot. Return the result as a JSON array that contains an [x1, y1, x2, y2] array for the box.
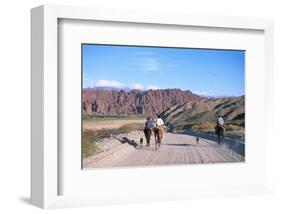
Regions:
[[82, 88, 202, 116]]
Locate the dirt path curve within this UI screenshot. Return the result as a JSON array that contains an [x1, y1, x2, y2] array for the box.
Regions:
[[83, 131, 244, 169]]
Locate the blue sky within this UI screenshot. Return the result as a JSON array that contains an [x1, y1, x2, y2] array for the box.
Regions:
[[82, 44, 245, 97]]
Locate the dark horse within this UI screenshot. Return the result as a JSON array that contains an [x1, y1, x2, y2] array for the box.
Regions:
[[144, 128, 153, 147], [215, 125, 225, 147]]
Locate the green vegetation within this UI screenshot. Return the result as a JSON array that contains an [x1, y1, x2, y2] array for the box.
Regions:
[[82, 123, 144, 158]]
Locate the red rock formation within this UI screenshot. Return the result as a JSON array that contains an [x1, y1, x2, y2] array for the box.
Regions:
[[82, 89, 202, 116]]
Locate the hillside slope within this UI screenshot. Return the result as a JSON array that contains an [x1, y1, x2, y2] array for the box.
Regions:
[[160, 96, 245, 131]]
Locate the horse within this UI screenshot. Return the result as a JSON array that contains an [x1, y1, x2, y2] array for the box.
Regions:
[[143, 126, 164, 150], [143, 117, 165, 150], [153, 126, 164, 150], [215, 125, 225, 147], [144, 128, 153, 147]]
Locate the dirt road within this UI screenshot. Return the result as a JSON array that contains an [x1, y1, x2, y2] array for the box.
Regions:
[[83, 131, 244, 169]]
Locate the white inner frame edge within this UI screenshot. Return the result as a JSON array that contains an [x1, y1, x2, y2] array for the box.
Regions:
[[31, 4, 274, 209]]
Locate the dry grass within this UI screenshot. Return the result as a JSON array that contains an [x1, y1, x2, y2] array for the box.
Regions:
[[191, 121, 215, 130], [83, 118, 146, 131], [82, 131, 100, 158], [191, 121, 243, 132], [226, 124, 243, 131], [82, 123, 144, 158]]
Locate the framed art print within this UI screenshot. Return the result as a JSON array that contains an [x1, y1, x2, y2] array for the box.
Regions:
[[81, 44, 245, 169], [31, 5, 274, 209]]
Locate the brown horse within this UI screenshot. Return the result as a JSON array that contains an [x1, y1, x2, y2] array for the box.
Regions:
[[215, 125, 225, 147], [144, 126, 164, 150], [153, 126, 165, 150]]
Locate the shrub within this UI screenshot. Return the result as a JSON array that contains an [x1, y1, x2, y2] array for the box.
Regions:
[[226, 124, 243, 131], [82, 130, 100, 158], [192, 121, 215, 130], [82, 123, 144, 158]]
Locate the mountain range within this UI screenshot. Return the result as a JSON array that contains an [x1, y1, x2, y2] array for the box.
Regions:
[[83, 88, 245, 131], [82, 88, 201, 116]]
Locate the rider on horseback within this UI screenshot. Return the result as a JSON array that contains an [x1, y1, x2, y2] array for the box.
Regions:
[[144, 116, 154, 147], [215, 116, 225, 147], [145, 116, 154, 129], [216, 116, 225, 130], [153, 115, 165, 149], [144, 115, 166, 149], [156, 115, 164, 127]]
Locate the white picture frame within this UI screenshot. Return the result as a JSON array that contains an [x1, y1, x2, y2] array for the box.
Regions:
[[31, 4, 274, 209]]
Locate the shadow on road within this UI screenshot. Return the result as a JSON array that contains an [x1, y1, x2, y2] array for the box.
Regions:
[[112, 136, 139, 149], [174, 130, 245, 157], [165, 143, 219, 148], [165, 143, 191, 147]]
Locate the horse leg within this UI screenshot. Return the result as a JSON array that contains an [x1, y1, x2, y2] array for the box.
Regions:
[[158, 129, 162, 148], [147, 130, 151, 147], [220, 128, 224, 147], [154, 130, 158, 150], [155, 130, 159, 150], [144, 130, 149, 147], [155, 136, 158, 150]]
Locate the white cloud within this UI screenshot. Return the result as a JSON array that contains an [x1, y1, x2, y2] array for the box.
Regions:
[[147, 85, 159, 90], [95, 79, 123, 88], [194, 91, 225, 98], [193, 91, 215, 97], [93, 79, 147, 90], [129, 83, 145, 90], [194, 91, 209, 96], [91, 79, 162, 91]]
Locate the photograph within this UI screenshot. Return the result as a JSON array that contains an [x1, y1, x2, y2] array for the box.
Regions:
[[82, 44, 245, 169]]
